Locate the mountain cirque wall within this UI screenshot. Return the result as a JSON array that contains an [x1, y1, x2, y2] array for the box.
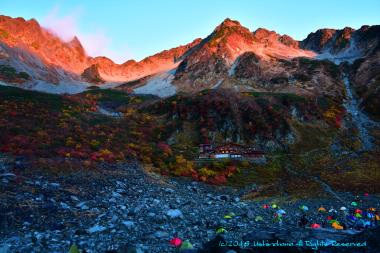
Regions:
[[0, 15, 201, 84], [0, 15, 379, 118]]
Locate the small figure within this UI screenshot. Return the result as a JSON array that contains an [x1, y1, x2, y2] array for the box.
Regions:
[[298, 214, 309, 228]]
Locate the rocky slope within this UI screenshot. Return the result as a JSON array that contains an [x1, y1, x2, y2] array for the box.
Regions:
[[300, 24, 380, 120], [0, 15, 200, 86], [91, 38, 201, 82], [1, 156, 379, 253], [345, 27, 380, 120], [125, 20, 379, 100], [0, 16, 88, 79], [81, 64, 105, 84], [172, 19, 316, 92], [301, 25, 380, 63]]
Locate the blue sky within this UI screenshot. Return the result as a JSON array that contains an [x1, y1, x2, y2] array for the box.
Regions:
[[2, 0, 380, 63]]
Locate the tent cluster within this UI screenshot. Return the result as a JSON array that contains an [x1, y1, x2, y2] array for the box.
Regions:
[[312, 204, 379, 230], [66, 195, 379, 252], [215, 212, 240, 236], [260, 195, 379, 231], [262, 203, 287, 224], [309, 194, 379, 231]]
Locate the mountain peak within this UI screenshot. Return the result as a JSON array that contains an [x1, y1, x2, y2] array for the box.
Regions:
[[214, 18, 244, 33], [219, 18, 242, 28], [70, 36, 81, 45], [253, 28, 279, 40], [68, 36, 86, 57], [209, 18, 253, 45], [27, 18, 40, 27], [81, 64, 105, 84], [68, 36, 84, 49]]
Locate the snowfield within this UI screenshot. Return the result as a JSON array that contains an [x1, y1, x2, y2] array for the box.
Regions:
[[0, 80, 11, 87], [26, 80, 91, 94], [315, 39, 363, 64], [228, 60, 239, 77], [342, 76, 379, 150], [133, 69, 177, 98]]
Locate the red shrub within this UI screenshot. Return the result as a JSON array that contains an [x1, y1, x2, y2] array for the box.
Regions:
[[224, 165, 237, 177], [157, 142, 172, 155], [208, 174, 227, 185]]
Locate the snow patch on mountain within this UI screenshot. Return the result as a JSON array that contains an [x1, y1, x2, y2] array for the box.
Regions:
[[228, 60, 239, 77], [25, 80, 90, 94], [133, 70, 176, 98], [0, 80, 11, 87], [99, 82, 123, 89], [97, 106, 122, 118], [342, 76, 378, 150], [315, 40, 363, 64], [212, 79, 224, 89]]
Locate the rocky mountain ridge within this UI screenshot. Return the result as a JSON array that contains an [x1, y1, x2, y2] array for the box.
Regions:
[[0, 15, 201, 86], [0, 15, 379, 106]]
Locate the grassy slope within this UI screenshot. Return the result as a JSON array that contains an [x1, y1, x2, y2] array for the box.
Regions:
[[0, 85, 63, 110], [228, 116, 380, 197]]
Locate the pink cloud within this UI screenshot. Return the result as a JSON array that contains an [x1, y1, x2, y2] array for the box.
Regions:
[[42, 6, 81, 41], [41, 6, 133, 64]]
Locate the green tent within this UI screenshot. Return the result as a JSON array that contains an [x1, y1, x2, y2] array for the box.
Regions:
[[68, 244, 80, 253], [180, 240, 194, 250], [255, 216, 264, 222], [328, 219, 340, 225], [216, 227, 227, 234]]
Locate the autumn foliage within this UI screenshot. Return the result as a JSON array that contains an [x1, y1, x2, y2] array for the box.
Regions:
[[0, 86, 347, 185]]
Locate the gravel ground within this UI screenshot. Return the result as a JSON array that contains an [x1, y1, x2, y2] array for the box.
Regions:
[[1, 159, 379, 253]]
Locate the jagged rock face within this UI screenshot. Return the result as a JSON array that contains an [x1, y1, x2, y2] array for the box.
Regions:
[[81, 64, 105, 84], [301, 25, 380, 58], [354, 25, 380, 56], [253, 28, 281, 44], [233, 52, 262, 79], [174, 18, 315, 90], [0, 15, 89, 74], [350, 43, 380, 120], [334, 27, 355, 51], [0, 16, 89, 84], [229, 52, 343, 97], [290, 58, 343, 97], [301, 28, 338, 53], [351, 46, 380, 91], [0, 41, 69, 84], [92, 39, 201, 82], [252, 28, 299, 48], [0, 15, 201, 84], [279, 34, 299, 49], [338, 25, 380, 120], [174, 19, 255, 88], [0, 14, 379, 99]]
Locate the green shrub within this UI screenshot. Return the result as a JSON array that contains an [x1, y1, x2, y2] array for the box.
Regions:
[[0, 65, 17, 80], [18, 72, 30, 80], [0, 65, 29, 80]]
